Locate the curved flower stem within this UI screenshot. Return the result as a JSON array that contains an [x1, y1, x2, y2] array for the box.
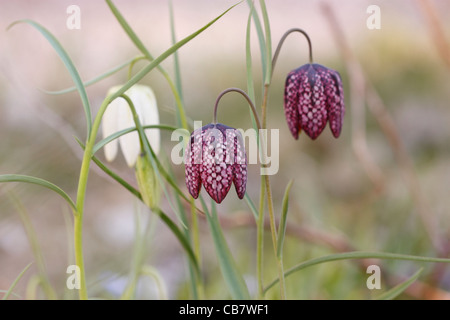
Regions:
[[74, 97, 113, 300], [258, 27, 314, 300], [272, 28, 313, 71], [259, 82, 286, 299], [213, 87, 262, 130], [256, 175, 266, 298], [213, 87, 286, 298], [127, 56, 148, 80]]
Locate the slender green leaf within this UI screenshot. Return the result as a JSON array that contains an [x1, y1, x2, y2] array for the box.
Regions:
[[9, 194, 57, 299], [76, 137, 142, 200], [375, 268, 424, 300], [2, 263, 33, 300], [245, 4, 259, 136], [106, 0, 150, 57], [164, 151, 200, 299], [8, 20, 92, 137], [0, 175, 76, 210], [169, 0, 184, 105], [276, 179, 293, 258], [41, 56, 144, 95], [80, 137, 201, 279], [264, 251, 450, 294], [0, 290, 22, 299], [119, 94, 187, 228], [259, 0, 272, 84], [156, 208, 200, 278], [105, 0, 191, 130], [140, 265, 168, 300], [106, 1, 243, 103], [201, 198, 250, 300], [246, 0, 267, 83], [244, 192, 259, 221], [169, 0, 186, 129], [93, 124, 180, 155]]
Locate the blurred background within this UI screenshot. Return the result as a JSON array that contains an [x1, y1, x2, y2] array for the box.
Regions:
[[0, 0, 449, 299]]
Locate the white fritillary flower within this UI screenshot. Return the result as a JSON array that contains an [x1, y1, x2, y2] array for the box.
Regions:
[[102, 84, 160, 167]]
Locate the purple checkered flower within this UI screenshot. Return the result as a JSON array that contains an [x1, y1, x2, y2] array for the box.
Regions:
[[284, 63, 345, 140], [185, 123, 247, 204]]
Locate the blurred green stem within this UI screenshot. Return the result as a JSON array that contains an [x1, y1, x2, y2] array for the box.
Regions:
[[256, 176, 266, 298], [191, 199, 204, 299], [261, 85, 286, 299], [74, 96, 114, 300]]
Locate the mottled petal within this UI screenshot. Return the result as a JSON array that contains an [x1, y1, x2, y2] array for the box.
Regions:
[[284, 63, 345, 140], [298, 64, 328, 140], [326, 69, 345, 138], [200, 125, 233, 204], [231, 129, 247, 199], [284, 70, 302, 139], [184, 128, 202, 199]]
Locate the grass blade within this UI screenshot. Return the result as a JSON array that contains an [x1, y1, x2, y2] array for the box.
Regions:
[[8, 20, 92, 137], [156, 208, 200, 278], [0, 174, 76, 211], [93, 124, 180, 155], [105, 0, 194, 130], [169, 0, 186, 128], [246, 0, 267, 83], [9, 193, 57, 299], [2, 263, 33, 300], [244, 192, 259, 221], [169, 0, 184, 104], [80, 138, 200, 277], [264, 251, 450, 294], [276, 179, 293, 258], [201, 198, 250, 299], [375, 268, 424, 300], [106, 1, 243, 103], [259, 0, 272, 84], [245, 3, 260, 136], [41, 56, 143, 95]]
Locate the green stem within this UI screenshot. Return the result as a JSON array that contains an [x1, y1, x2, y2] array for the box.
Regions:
[[256, 175, 266, 298], [191, 199, 204, 299], [261, 83, 286, 299], [127, 56, 147, 80], [74, 97, 112, 300]]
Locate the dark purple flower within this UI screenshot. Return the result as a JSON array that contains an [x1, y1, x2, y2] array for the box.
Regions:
[[185, 123, 247, 204], [284, 63, 345, 140]]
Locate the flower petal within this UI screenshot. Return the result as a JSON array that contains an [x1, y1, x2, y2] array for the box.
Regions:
[[130, 85, 161, 155], [200, 125, 233, 204], [185, 128, 202, 199], [102, 97, 120, 162], [326, 69, 345, 138], [117, 96, 140, 167], [102, 86, 124, 162], [299, 64, 328, 140], [231, 128, 247, 199], [284, 70, 302, 139]]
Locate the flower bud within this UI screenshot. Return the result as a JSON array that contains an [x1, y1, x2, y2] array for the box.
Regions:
[[135, 152, 160, 210]]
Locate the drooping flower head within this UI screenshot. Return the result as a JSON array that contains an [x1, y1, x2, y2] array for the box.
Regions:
[[102, 84, 160, 167], [284, 63, 344, 140], [185, 123, 247, 204]]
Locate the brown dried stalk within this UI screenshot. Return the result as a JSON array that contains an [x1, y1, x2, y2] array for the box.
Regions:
[[319, 1, 445, 256], [417, 0, 450, 69]]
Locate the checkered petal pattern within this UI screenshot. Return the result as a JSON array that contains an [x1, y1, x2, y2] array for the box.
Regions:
[[284, 63, 345, 140]]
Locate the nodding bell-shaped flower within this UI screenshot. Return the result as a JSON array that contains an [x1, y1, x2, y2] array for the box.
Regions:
[[102, 84, 160, 167], [284, 63, 345, 140], [185, 123, 247, 204]]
